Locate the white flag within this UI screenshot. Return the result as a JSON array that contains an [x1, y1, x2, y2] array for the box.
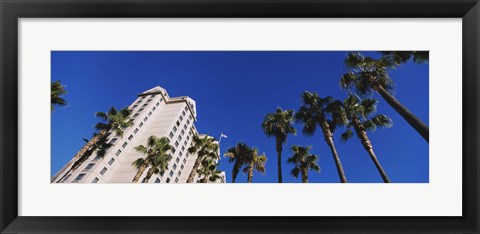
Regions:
[[220, 133, 228, 138]]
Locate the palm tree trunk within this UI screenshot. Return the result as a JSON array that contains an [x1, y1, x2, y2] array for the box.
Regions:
[[353, 118, 391, 183], [132, 163, 148, 183], [187, 157, 202, 183], [56, 130, 107, 183], [200, 177, 208, 183], [232, 161, 241, 183], [375, 85, 429, 142], [247, 161, 254, 183], [142, 167, 155, 183], [320, 120, 348, 183], [301, 167, 308, 183], [275, 138, 283, 183]]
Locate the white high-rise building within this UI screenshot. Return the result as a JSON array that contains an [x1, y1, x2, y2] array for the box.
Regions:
[[52, 86, 226, 183]]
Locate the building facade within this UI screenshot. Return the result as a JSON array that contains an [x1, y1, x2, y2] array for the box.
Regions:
[[52, 86, 225, 183]]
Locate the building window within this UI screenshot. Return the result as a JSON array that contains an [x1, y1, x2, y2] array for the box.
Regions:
[[177, 171, 181, 176], [144, 116, 148, 122], [132, 104, 138, 109], [134, 128, 139, 134], [179, 151, 183, 157], [166, 178, 171, 183], [189, 115, 192, 120], [155, 178, 160, 183], [62, 174, 71, 182], [182, 110, 186, 116], [148, 111, 152, 116], [184, 141, 188, 146], [139, 122, 144, 128], [93, 155, 102, 161], [128, 135, 133, 141], [109, 138, 118, 144], [138, 108, 144, 112], [173, 164, 177, 170], [115, 149, 122, 156], [85, 163, 95, 170], [169, 132, 174, 138], [175, 141, 179, 147], [187, 119, 190, 125], [178, 135, 182, 141], [74, 174, 86, 181], [122, 142, 128, 148], [132, 113, 140, 119], [174, 178, 179, 183], [92, 177, 99, 183], [100, 167, 107, 175], [183, 124, 187, 130], [173, 126, 177, 132], [142, 103, 148, 107], [171, 148, 176, 153], [179, 115, 183, 121], [181, 146, 185, 152], [152, 106, 156, 111], [186, 136, 190, 141], [108, 158, 115, 165], [169, 171, 174, 177], [180, 164, 184, 170], [176, 157, 180, 163], [160, 171, 165, 177], [181, 129, 185, 136], [176, 121, 180, 126], [156, 102, 160, 106]]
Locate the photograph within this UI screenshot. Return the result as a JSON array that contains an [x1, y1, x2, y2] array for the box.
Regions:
[[50, 51, 429, 184]]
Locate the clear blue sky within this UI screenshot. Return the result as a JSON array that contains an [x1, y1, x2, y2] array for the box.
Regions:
[[51, 51, 429, 183]]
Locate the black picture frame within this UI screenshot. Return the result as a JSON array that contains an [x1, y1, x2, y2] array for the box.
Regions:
[[1, 0, 479, 233]]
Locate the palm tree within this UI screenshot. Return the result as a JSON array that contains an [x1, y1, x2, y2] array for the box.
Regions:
[[380, 51, 429, 64], [243, 147, 267, 183], [330, 95, 393, 183], [132, 135, 173, 183], [56, 107, 133, 183], [340, 52, 428, 142], [287, 145, 320, 183], [197, 158, 223, 183], [261, 107, 296, 183], [51, 80, 67, 112], [295, 91, 348, 183], [224, 143, 250, 183], [186, 135, 219, 183]]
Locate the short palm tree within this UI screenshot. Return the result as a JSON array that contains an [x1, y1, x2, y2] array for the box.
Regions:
[[330, 95, 393, 183], [295, 91, 347, 183], [132, 135, 173, 183], [261, 107, 296, 183], [287, 145, 320, 183], [340, 52, 428, 142], [51, 80, 67, 112], [224, 143, 250, 183], [186, 135, 219, 183], [197, 158, 223, 183], [243, 147, 267, 183], [56, 107, 133, 183]]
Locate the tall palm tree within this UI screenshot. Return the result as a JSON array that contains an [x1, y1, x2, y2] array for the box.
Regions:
[[186, 135, 219, 183], [380, 51, 429, 64], [51, 80, 67, 112], [224, 143, 250, 183], [56, 107, 133, 183], [261, 107, 296, 183], [197, 158, 223, 183], [330, 95, 393, 183], [287, 145, 320, 183], [243, 147, 267, 183], [132, 135, 173, 183], [340, 52, 428, 142], [295, 91, 348, 183]]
